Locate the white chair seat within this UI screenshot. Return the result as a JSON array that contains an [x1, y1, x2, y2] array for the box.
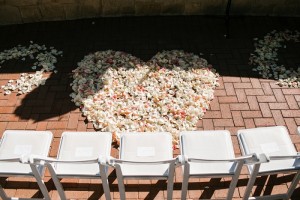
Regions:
[[256, 159, 300, 174], [189, 162, 235, 176], [0, 163, 34, 176], [120, 164, 169, 177], [54, 163, 101, 177]]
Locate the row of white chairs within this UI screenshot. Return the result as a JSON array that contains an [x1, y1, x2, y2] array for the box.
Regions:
[[0, 126, 300, 200]]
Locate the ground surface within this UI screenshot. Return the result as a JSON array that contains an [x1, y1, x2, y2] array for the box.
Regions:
[[0, 15, 300, 199]]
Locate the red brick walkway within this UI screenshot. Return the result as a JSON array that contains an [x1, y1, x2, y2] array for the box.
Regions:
[[0, 16, 300, 199]]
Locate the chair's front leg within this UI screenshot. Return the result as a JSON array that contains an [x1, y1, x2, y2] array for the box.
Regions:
[[46, 163, 67, 200], [181, 162, 190, 200], [0, 184, 9, 200], [243, 163, 261, 200], [226, 160, 243, 200], [166, 161, 176, 200], [30, 164, 51, 200], [99, 164, 112, 200], [287, 170, 300, 199], [115, 164, 126, 200]]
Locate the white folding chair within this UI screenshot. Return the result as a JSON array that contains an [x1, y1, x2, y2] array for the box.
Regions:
[[32, 131, 112, 200], [0, 130, 53, 200], [238, 126, 300, 200], [180, 130, 260, 200], [109, 132, 179, 200]]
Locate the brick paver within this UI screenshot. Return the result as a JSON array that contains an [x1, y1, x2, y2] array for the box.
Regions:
[[0, 15, 300, 199]]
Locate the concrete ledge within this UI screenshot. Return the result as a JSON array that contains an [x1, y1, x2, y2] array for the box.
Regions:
[[0, 0, 299, 25]]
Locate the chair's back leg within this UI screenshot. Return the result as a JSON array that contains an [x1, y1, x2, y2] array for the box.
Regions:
[[226, 161, 243, 200], [99, 165, 111, 200], [0, 185, 9, 200], [243, 163, 261, 200], [30, 165, 51, 200], [46, 164, 67, 200], [166, 161, 176, 200], [287, 171, 300, 199], [181, 162, 190, 200], [115, 164, 126, 200]]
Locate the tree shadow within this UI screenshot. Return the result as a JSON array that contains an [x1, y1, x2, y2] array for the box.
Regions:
[[13, 72, 77, 122]]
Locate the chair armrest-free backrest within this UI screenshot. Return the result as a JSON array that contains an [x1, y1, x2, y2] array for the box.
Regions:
[[0, 130, 53, 176], [46, 131, 113, 200], [238, 126, 297, 157], [57, 132, 112, 161], [52, 131, 112, 176], [0, 130, 53, 159], [119, 132, 173, 161], [237, 126, 300, 174], [0, 130, 53, 200], [237, 126, 300, 200], [180, 130, 235, 160], [179, 130, 242, 200]]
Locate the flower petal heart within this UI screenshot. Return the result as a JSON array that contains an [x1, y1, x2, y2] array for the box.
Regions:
[[70, 50, 219, 144]]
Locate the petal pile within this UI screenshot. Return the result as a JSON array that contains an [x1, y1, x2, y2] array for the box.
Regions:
[[70, 50, 219, 143]]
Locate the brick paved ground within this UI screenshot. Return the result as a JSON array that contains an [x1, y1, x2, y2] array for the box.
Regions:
[[0, 16, 300, 199]]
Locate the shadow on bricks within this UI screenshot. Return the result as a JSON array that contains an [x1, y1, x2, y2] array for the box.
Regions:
[[0, 16, 299, 122]]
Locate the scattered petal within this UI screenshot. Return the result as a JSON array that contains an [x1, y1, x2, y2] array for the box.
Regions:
[[250, 30, 300, 88], [0, 43, 63, 94]]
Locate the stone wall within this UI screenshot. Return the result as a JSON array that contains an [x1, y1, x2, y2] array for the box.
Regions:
[[0, 0, 299, 25]]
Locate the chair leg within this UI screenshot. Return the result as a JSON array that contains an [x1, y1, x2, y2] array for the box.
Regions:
[[243, 163, 261, 200], [0, 185, 9, 200], [166, 161, 176, 200], [226, 161, 243, 200], [115, 165, 126, 200], [287, 171, 300, 199], [181, 163, 190, 200], [30, 165, 51, 200], [99, 165, 111, 200], [46, 164, 67, 200]]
